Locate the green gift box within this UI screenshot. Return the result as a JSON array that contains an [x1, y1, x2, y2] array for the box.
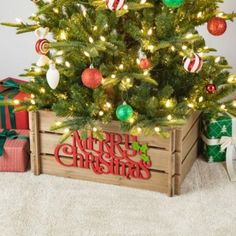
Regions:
[[201, 112, 234, 162]]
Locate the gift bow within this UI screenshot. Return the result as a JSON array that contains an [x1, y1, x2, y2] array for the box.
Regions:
[[2, 80, 20, 90], [219, 136, 236, 181], [220, 136, 236, 151], [132, 142, 150, 162], [0, 130, 28, 156]]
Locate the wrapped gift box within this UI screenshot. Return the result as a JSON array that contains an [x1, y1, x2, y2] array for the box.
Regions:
[[0, 78, 29, 130], [201, 112, 233, 162], [0, 130, 29, 172]]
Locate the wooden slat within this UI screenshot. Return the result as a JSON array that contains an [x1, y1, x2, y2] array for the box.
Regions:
[[41, 155, 172, 193], [174, 140, 199, 195], [38, 110, 172, 150], [29, 112, 41, 175], [175, 140, 198, 177], [39, 133, 172, 173], [175, 111, 201, 152], [181, 120, 200, 160]]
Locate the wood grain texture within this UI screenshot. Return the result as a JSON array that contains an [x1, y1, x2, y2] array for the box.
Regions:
[[29, 110, 200, 196], [39, 133, 172, 173], [41, 155, 172, 194], [29, 112, 41, 175]]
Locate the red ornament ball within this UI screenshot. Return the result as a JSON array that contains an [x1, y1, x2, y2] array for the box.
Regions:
[[139, 58, 151, 70], [35, 39, 49, 55], [81, 67, 103, 89], [207, 17, 227, 36], [206, 83, 217, 94]]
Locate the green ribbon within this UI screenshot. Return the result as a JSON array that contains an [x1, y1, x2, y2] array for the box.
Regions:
[[0, 80, 20, 129], [132, 142, 150, 162], [0, 130, 28, 156]]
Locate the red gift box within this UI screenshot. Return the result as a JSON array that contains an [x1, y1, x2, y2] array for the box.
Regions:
[[0, 78, 29, 130], [0, 130, 30, 172]]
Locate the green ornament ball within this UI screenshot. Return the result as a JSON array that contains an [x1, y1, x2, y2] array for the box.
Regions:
[[116, 103, 133, 122], [162, 0, 184, 8]]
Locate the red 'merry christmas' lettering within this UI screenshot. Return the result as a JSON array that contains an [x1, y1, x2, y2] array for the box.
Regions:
[[54, 131, 152, 180]]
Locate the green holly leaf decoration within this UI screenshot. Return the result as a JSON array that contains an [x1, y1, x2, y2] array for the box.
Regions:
[[132, 141, 140, 151], [132, 142, 150, 163]]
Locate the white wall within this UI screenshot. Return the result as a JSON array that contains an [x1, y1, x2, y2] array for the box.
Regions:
[[0, 0, 235, 80], [0, 0, 37, 80]]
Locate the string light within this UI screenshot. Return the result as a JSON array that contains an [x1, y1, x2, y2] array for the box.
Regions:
[[128, 117, 135, 124], [123, 4, 128, 10], [140, 0, 146, 4], [233, 101, 236, 107], [13, 99, 20, 105], [56, 57, 63, 64], [228, 75, 236, 83], [93, 127, 98, 132], [105, 102, 112, 108], [35, 67, 42, 73], [182, 45, 187, 50], [100, 36, 106, 42], [65, 61, 71, 68], [53, 8, 59, 14], [137, 127, 142, 133], [148, 45, 154, 52], [40, 88, 46, 93], [185, 33, 193, 39], [31, 94, 35, 99], [60, 31, 67, 40], [56, 121, 62, 126], [119, 64, 124, 70], [198, 96, 204, 103], [167, 115, 172, 121], [220, 104, 226, 110], [31, 100, 36, 105], [165, 99, 172, 108], [147, 28, 153, 36], [215, 57, 221, 63], [99, 111, 104, 116], [170, 46, 175, 52], [111, 74, 116, 79], [57, 50, 64, 56], [15, 18, 22, 24], [64, 128, 70, 133], [197, 12, 203, 18], [89, 36, 94, 43], [154, 127, 160, 133], [84, 51, 90, 57], [188, 103, 194, 108], [143, 71, 148, 76]]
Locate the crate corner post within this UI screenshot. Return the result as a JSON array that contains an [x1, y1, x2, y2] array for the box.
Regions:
[[29, 111, 41, 176]]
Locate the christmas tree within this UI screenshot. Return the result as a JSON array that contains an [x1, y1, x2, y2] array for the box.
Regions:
[[1, 0, 236, 140]]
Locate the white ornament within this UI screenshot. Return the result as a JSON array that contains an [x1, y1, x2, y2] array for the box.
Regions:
[[106, 0, 125, 11], [37, 55, 50, 67], [46, 64, 60, 89]]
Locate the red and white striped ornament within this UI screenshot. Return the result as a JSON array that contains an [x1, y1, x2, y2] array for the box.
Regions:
[[35, 39, 49, 55], [106, 0, 125, 11], [183, 53, 203, 73]]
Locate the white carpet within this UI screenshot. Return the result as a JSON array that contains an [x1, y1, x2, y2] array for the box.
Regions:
[[0, 158, 236, 236]]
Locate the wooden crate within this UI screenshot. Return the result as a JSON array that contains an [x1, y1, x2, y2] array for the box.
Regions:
[[29, 110, 201, 196]]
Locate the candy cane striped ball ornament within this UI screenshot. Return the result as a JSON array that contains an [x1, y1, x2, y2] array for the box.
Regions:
[[106, 0, 125, 11], [35, 39, 49, 55], [183, 53, 203, 73]]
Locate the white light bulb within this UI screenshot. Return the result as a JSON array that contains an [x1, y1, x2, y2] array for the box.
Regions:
[[46, 64, 60, 90]]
